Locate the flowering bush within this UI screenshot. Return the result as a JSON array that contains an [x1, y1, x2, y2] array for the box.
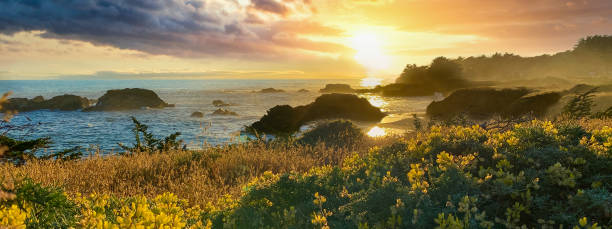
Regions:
[[209, 120, 610, 228], [1, 120, 610, 228]]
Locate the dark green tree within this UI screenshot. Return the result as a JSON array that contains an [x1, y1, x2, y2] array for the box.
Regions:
[[118, 116, 184, 154]]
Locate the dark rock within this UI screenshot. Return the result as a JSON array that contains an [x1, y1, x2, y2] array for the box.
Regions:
[[298, 89, 310, 93], [32, 96, 45, 103], [84, 88, 172, 111], [426, 87, 561, 120], [249, 93, 386, 135], [191, 111, 204, 118], [1, 94, 89, 112], [212, 109, 238, 116], [212, 100, 230, 107], [320, 84, 355, 93], [259, 88, 285, 93], [45, 95, 91, 111]]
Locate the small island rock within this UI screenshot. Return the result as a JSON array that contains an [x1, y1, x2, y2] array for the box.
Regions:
[[259, 88, 285, 93], [84, 88, 172, 111], [191, 111, 204, 118], [319, 84, 355, 93], [212, 109, 238, 116], [1, 94, 89, 112], [212, 100, 230, 107], [249, 93, 386, 134]]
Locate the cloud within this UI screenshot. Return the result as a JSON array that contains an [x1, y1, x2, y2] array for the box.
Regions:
[[0, 0, 346, 59], [250, 0, 290, 16]]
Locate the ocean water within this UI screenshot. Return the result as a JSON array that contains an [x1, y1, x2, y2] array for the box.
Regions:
[[0, 79, 433, 154]]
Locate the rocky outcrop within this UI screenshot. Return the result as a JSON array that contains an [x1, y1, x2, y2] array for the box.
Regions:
[[191, 111, 204, 118], [298, 89, 310, 93], [212, 109, 238, 116], [320, 84, 355, 93], [84, 88, 172, 111], [259, 88, 285, 93], [212, 100, 230, 107], [249, 93, 386, 135], [426, 88, 561, 120], [1, 95, 90, 112]]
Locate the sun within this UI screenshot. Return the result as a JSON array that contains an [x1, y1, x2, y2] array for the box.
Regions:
[[349, 33, 391, 73]]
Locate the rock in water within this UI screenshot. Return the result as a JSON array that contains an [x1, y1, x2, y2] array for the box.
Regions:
[[45, 95, 91, 111], [319, 84, 355, 93], [212, 100, 230, 107], [297, 89, 310, 93], [426, 87, 561, 120], [249, 93, 386, 135], [84, 88, 172, 111], [212, 109, 238, 116], [1, 94, 89, 112], [259, 88, 285, 93], [191, 111, 204, 118]]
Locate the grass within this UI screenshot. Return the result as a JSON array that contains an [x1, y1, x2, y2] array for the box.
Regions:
[[0, 118, 610, 228], [0, 138, 392, 207]]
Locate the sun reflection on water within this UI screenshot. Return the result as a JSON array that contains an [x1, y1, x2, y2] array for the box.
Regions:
[[360, 77, 382, 87], [366, 95, 387, 110], [367, 126, 387, 137]]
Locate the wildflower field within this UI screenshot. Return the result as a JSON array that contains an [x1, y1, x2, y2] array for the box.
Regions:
[[1, 119, 611, 228]]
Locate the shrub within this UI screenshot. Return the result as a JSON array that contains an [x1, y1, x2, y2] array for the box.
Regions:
[[563, 87, 598, 118], [118, 116, 184, 154], [1, 178, 78, 228], [205, 120, 611, 228], [298, 120, 365, 148]]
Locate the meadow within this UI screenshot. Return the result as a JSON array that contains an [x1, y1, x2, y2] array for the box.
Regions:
[[1, 117, 610, 228]]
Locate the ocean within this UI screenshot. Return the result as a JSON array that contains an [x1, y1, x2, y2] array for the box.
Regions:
[[0, 79, 433, 154]]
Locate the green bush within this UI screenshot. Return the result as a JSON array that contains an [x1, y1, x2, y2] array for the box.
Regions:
[[2, 178, 79, 228], [206, 120, 610, 228], [118, 116, 184, 154], [298, 120, 365, 148]]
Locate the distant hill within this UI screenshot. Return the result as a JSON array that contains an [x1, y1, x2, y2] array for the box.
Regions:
[[396, 35, 612, 86]]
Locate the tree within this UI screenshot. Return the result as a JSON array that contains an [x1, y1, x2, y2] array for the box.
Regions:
[[563, 88, 597, 118], [118, 116, 184, 154]]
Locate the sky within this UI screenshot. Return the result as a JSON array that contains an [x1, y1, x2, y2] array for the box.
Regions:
[[0, 0, 611, 81]]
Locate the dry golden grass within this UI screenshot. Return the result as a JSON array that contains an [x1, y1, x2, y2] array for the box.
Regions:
[[0, 139, 394, 206]]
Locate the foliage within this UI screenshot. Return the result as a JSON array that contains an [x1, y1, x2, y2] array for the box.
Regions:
[[118, 116, 184, 154], [1, 119, 611, 228], [592, 106, 612, 119], [298, 120, 365, 148], [1, 178, 78, 228], [73, 192, 202, 228], [205, 120, 610, 228], [564, 88, 598, 118]]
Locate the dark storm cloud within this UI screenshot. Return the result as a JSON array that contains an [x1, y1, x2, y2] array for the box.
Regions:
[[251, 0, 289, 15], [0, 0, 342, 58]]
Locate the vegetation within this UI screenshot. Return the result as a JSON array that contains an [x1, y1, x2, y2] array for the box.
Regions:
[[396, 56, 472, 93], [563, 88, 612, 119], [454, 35, 612, 82], [1, 118, 610, 228], [118, 116, 184, 154], [298, 120, 365, 148]]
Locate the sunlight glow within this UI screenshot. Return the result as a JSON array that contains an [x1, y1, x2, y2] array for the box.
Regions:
[[365, 95, 387, 109], [360, 77, 383, 87], [367, 126, 387, 137], [350, 33, 391, 73]]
